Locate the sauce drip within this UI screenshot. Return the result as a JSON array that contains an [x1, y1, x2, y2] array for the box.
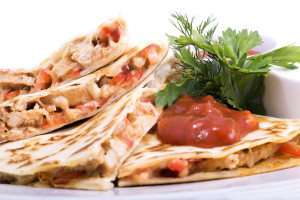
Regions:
[[157, 95, 259, 148]]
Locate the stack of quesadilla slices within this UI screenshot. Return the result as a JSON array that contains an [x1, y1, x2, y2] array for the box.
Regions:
[[0, 16, 130, 102], [0, 76, 163, 190], [1, 16, 300, 191], [0, 39, 168, 143], [0, 16, 172, 190]]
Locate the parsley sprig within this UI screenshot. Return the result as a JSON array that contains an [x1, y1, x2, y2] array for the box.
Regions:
[[156, 12, 300, 114]]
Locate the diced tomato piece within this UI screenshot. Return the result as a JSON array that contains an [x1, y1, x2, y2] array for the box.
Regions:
[[101, 27, 110, 35], [38, 69, 52, 83], [75, 101, 97, 112], [35, 69, 52, 90], [56, 77, 64, 83], [53, 171, 86, 185], [143, 44, 159, 65], [97, 21, 122, 44], [97, 26, 110, 46], [140, 99, 150, 103], [278, 142, 300, 156], [110, 26, 121, 43], [111, 20, 125, 43], [247, 50, 259, 56], [66, 68, 83, 79], [111, 70, 143, 86], [42, 112, 67, 130], [98, 27, 110, 39], [98, 98, 109, 107], [110, 72, 127, 85], [4, 90, 20, 100], [131, 71, 143, 82], [168, 159, 188, 173]]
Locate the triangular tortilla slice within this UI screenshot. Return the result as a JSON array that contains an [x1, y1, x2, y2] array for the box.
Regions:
[[118, 115, 300, 186], [0, 16, 130, 102], [0, 39, 168, 143], [0, 77, 162, 191]]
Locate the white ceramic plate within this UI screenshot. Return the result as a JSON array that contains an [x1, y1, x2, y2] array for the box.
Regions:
[[1, 166, 300, 200], [1, 0, 300, 199]]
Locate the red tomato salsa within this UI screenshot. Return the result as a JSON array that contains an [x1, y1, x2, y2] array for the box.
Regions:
[[157, 95, 259, 148]]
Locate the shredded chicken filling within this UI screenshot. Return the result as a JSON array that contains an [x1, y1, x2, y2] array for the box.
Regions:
[[0, 19, 125, 101], [127, 142, 282, 181], [0, 45, 160, 138]]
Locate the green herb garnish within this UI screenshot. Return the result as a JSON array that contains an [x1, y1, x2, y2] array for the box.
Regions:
[[156, 12, 300, 114]]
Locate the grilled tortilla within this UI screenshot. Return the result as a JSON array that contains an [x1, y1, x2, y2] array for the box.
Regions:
[[0, 16, 129, 102], [0, 78, 162, 190], [118, 115, 300, 186], [0, 39, 168, 143]]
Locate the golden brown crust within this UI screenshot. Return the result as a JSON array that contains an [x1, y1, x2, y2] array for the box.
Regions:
[[0, 82, 162, 190], [119, 153, 300, 187], [118, 116, 300, 186]]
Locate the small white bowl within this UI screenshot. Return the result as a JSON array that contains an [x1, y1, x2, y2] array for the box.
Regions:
[[252, 35, 277, 53], [247, 34, 300, 120], [263, 66, 300, 119]]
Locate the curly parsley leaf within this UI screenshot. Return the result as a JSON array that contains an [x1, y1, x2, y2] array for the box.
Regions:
[[248, 45, 300, 70], [155, 76, 197, 107], [156, 12, 300, 114]]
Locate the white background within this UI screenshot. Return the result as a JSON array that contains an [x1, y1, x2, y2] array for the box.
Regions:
[[0, 0, 300, 69], [1, 0, 300, 199]]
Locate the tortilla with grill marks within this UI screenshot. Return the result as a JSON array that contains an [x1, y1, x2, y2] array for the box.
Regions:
[[0, 39, 168, 143], [0, 78, 162, 190], [118, 115, 300, 187], [0, 16, 129, 102]]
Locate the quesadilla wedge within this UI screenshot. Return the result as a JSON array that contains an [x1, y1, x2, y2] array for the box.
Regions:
[[0, 16, 129, 102], [0, 79, 162, 190], [118, 115, 300, 186], [0, 39, 168, 143]]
